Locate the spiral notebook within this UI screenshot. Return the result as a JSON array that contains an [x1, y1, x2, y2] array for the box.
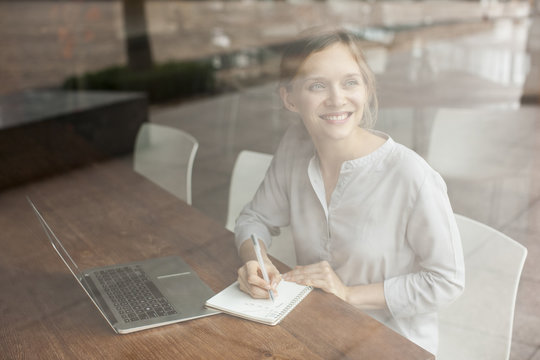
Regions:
[[205, 280, 312, 326]]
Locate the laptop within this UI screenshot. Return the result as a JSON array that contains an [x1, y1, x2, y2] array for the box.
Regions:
[[27, 197, 220, 334]]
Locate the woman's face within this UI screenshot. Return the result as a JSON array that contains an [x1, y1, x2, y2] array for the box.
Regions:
[[281, 42, 367, 145]]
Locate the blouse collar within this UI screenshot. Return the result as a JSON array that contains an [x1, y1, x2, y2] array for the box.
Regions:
[[340, 130, 395, 172]]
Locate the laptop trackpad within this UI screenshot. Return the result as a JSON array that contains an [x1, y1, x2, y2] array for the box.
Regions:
[[139, 256, 217, 316], [157, 273, 217, 315]]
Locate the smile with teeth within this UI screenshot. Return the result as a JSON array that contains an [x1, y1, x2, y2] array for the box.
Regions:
[[320, 112, 352, 123]]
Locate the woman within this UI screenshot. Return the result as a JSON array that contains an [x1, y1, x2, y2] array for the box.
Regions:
[[234, 29, 464, 355]]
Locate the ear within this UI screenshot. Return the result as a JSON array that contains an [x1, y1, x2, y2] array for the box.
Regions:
[[279, 86, 298, 113]]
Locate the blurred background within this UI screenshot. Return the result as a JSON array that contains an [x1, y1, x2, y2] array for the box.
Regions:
[[1, 1, 539, 359]]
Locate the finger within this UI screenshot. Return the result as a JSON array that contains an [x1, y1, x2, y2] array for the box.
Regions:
[[249, 284, 274, 299], [283, 267, 319, 282], [237, 266, 254, 295], [283, 270, 314, 285], [247, 268, 272, 289], [254, 260, 282, 289], [267, 266, 282, 289], [285, 272, 329, 291], [295, 272, 343, 295], [269, 273, 281, 289], [240, 259, 283, 298], [285, 267, 331, 286], [238, 274, 252, 295], [243, 261, 269, 286], [286, 261, 336, 282], [291, 272, 319, 284], [238, 263, 267, 295], [285, 264, 318, 277], [238, 270, 273, 299], [246, 261, 280, 299]]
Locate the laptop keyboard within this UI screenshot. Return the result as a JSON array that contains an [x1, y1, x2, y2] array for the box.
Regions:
[[96, 265, 178, 323]]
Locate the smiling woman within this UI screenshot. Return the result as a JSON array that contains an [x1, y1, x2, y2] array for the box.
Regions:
[[279, 42, 379, 158], [279, 29, 378, 129], [233, 28, 465, 357]]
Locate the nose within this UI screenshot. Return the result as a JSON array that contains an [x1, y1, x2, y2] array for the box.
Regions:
[[325, 85, 346, 107]]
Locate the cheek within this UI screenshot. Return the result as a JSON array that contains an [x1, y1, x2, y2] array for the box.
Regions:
[[348, 85, 367, 99], [350, 92, 368, 111], [295, 93, 326, 113], [356, 87, 369, 104]]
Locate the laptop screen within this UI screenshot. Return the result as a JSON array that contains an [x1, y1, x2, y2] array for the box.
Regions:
[[27, 197, 84, 280]]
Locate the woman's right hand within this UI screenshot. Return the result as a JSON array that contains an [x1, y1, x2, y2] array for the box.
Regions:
[[237, 259, 281, 299]]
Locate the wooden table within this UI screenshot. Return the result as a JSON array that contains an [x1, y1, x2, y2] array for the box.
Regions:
[[0, 158, 435, 360]]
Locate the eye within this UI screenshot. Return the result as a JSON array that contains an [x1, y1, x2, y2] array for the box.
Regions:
[[344, 78, 360, 87], [308, 82, 325, 91]]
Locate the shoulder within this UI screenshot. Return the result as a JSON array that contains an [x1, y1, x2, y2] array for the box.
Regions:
[[384, 139, 446, 192], [391, 143, 430, 176]]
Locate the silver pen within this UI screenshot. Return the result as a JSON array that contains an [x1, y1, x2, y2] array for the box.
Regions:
[[250, 234, 275, 302]]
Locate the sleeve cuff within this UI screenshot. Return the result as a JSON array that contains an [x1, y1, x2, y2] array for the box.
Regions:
[[235, 222, 273, 252]]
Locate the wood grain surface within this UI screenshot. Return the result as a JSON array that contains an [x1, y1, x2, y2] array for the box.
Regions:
[[0, 157, 434, 360]]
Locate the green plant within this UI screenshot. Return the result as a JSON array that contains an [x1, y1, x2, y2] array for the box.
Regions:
[[63, 60, 216, 103]]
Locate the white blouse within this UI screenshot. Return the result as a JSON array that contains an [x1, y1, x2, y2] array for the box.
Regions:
[[235, 120, 465, 354]]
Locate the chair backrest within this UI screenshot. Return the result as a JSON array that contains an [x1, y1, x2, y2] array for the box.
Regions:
[[133, 123, 198, 205], [437, 214, 527, 360], [225, 150, 273, 231], [226, 150, 296, 268]]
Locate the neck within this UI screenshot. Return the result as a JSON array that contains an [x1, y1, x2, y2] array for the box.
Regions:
[[312, 127, 385, 204], [314, 127, 369, 171]]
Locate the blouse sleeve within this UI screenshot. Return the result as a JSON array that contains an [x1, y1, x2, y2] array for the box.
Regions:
[[383, 171, 465, 318], [233, 128, 295, 251]]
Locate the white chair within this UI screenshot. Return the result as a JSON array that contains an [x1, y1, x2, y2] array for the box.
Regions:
[[133, 123, 198, 205], [226, 150, 297, 268], [437, 213, 528, 360]]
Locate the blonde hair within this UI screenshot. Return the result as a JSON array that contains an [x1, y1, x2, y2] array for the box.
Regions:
[[279, 28, 378, 128]]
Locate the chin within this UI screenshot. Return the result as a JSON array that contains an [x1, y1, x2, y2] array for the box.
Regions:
[[323, 128, 357, 141]]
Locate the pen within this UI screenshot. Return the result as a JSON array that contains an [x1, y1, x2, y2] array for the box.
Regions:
[[250, 234, 275, 302]]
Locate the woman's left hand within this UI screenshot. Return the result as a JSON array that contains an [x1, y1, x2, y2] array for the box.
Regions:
[[283, 261, 348, 302]]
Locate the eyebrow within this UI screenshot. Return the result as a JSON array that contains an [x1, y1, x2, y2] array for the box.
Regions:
[[299, 73, 362, 82]]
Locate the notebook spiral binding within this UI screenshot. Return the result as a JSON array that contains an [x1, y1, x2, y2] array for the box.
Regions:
[[275, 285, 313, 320]]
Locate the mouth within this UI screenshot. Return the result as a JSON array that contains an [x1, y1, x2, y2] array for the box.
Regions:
[[320, 112, 352, 124]]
